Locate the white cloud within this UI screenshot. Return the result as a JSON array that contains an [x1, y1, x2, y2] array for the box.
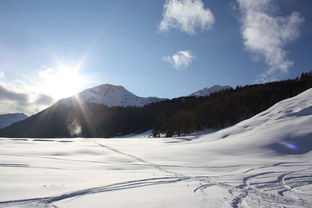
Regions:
[[159, 0, 215, 35], [0, 61, 92, 115], [163, 50, 195, 69], [0, 81, 54, 115], [236, 0, 303, 77]]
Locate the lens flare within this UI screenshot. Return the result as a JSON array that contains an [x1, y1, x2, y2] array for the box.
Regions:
[[277, 140, 299, 151]]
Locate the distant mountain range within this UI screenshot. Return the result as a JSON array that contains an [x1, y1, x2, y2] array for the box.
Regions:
[[0, 113, 28, 129], [59, 83, 229, 108], [0, 83, 231, 137], [189, 85, 232, 97], [0, 73, 311, 138]]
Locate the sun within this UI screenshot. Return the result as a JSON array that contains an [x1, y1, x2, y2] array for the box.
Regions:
[[37, 64, 89, 100]]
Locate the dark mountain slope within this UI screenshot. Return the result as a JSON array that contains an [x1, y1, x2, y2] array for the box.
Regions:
[[160, 78, 312, 137], [0, 73, 311, 138]]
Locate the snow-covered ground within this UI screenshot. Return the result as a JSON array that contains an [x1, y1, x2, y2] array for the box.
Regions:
[[0, 89, 312, 208]]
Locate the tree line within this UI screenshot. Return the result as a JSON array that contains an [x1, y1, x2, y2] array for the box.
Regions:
[[152, 73, 312, 137], [0, 72, 311, 138]]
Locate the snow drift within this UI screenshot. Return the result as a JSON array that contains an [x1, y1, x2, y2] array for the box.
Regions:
[[192, 87, 312, 156]]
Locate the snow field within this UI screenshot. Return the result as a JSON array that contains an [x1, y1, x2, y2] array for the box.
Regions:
[[1, 89, 312, 208]]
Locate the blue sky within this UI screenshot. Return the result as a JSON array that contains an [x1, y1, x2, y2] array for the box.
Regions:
[[0, 0, 311, 114]]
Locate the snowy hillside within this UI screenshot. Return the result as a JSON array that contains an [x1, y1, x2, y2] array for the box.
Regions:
[[73, 84, 165, 107], [190, 87, 312, 155], [0, 113, 27, 129], [189, 85, 232, 97], [0, 89, 312, 208]]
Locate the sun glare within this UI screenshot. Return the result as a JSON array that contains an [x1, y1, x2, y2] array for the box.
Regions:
[[37, 64, 88, 100]]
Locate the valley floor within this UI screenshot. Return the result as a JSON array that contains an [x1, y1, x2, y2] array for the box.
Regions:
[[0, 137, 311, 208]]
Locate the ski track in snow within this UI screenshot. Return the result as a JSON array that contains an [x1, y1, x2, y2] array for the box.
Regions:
[[0, 138, 191, 208], [0, 177, 187, 208], [92, 140, 185, 178], [1, 89, 312, 207], [1, 139, 312, 208]]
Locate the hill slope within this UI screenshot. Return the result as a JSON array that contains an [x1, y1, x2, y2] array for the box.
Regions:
[[0, 113, 28, 129], [191, 87, 312, 155], [0, 75, 311, 138]]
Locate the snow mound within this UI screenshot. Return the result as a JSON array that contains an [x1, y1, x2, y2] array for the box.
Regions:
[[194, 88, 312, 155]]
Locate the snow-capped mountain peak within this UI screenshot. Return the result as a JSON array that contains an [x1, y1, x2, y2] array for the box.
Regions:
[[73, 84, 165, 107], [189, 85, 232, 97]]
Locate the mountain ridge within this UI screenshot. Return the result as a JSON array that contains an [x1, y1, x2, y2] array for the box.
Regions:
[[0, 113, 28, 129], [60, 83, 166, 107], [0, 75, 311, 138], [189, 85, 232, 97]]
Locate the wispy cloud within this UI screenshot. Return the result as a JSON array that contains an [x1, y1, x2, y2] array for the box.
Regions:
[[0, 85, 28, 105], [0, 82, 54, 115], [236, 0, 303, 80], [36, 94, 54, 105], [159, 0, 215, 35], [0, 61, 91, 115], [163, 50, 195, 69]]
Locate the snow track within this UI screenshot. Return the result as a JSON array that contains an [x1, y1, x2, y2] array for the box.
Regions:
[[92, 140, 185, 178], [1, 89, 312, 207], [0, 138, 312, 208], [0, 177, 188, 208]]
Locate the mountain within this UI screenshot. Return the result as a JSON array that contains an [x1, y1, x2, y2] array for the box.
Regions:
[[0, 113, 28, 129], [189, 85, 232, 97], [0, 75, 311, 138], [61, 84, 165, 107]]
